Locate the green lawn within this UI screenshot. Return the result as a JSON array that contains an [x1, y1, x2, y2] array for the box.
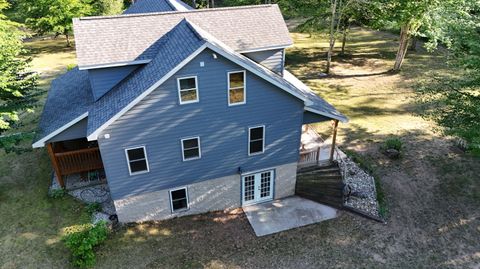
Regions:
[[1, 29, 479, 268]]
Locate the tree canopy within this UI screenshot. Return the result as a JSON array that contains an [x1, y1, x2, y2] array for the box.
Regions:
[[0, 0, 39, 152], [19, 0, 93, 46]]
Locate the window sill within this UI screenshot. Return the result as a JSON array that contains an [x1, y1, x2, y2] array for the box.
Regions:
[[129, 170, 150, 176], [228, 102, 246, 107], [248, 151, 265, 157], [183, 157, 201, 162]]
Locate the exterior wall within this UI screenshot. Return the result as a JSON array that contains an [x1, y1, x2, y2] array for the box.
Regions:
[[98, 48, 304, 201], [114, 162, 297, 223], [47, 117, 87, 143], [88, 65, 139, 101], [243, 49, 284, 75], [303, 111, 331, 124]]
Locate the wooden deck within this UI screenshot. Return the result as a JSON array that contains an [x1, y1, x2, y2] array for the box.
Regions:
[[47, 140, 104, 188]]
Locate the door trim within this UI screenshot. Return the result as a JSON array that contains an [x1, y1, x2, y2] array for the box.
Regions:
[[241, 169, 275, 206]]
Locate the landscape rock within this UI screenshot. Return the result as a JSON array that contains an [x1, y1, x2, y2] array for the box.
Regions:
[[385, 149, 400, 159]]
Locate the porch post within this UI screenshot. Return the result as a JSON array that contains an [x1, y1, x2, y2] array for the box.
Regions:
[[47, 143, 65, 188], [329, 120, 339, 162]]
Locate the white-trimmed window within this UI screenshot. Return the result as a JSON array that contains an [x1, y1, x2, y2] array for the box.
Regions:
[[125, 146, 149, 175], [170, 187, 189, 212], [177, 76, 199, 104], [248, 125, 265, 155], [228, 71, 246, 106], [181, 137, 201, 161]]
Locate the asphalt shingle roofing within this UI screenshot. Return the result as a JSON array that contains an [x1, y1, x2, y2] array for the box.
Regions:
[[73, 4, 292, 68], [34, 15, 347, 146], [87, 19, 206, 136], [123, 0, 192, 15], [34, 68, 93, 144]]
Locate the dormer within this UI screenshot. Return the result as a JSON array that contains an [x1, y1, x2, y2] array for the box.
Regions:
[[242, 48, 285, 75], [87, 64, 143, 101]]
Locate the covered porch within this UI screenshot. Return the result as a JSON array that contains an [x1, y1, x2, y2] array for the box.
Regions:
[[46, 138, 105, 189], [298, 120, 346, 169]]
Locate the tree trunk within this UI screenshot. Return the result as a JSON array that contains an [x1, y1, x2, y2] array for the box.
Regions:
[[193, 0, 196, 8], [340, 25, 348, 55], [409, 37, 417, 51], [65, 33, 71, 47], [393, 24, 410, 71], [326, 0, 339, 74], [211, 0, 214, 8]]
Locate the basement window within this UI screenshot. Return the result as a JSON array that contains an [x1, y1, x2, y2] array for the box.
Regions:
[[170, 187, 189, 212]]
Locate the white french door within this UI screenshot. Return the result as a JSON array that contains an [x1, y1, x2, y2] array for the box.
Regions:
[[242, 170, 274, 205]]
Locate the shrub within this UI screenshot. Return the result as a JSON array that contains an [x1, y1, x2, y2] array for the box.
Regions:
[[85, 203, 102, 215], [49, 188, 66, 198], [383, 137, 403, 151], [62, 221, 108, 268], [66, 64, 77, 71]]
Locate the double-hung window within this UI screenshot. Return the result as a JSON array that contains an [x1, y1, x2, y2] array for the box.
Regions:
[[248, 126, 265, 155], [125, 146, 149, 175], [181, 137, 201, 161], [177, 76, 199, 104], [228, 71, 246, 106], [170, 187, 189, 212]]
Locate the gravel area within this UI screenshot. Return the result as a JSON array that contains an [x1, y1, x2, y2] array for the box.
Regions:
[[338, 158, 381, 218], [49, 173, 117, 223]]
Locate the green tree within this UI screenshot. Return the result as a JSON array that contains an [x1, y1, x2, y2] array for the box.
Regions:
[[0, 0, 39, 152], [92, 0, 123, 15], [417, 1, 480, 154], [19, 0, 92, 46]]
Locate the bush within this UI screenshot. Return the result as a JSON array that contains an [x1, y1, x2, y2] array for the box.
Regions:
[[383, 137, 403, 151], [62, 221, 108, 268], [85, 203, 102, 215], [66, 64, 77, 71], [49, 188, 66, 198]]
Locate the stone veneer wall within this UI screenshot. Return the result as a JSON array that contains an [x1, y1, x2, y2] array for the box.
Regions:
[[114, 162, 298, 223]]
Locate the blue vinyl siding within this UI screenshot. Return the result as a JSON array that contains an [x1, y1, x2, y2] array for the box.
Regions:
[[303, 111, 331, 124], [88, 65, 140, 101], [47, 117, 87, 143], [97, 49, 303, 200], [243, 49, 284, 75]]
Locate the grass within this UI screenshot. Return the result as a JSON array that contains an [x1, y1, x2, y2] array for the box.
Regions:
[[1, 28, 479, 268]]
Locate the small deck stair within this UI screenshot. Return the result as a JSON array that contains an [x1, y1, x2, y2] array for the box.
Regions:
[[296, 162, 344, 209]]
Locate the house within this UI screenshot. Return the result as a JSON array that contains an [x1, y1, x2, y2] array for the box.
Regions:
[[33, 1, 347, 223]]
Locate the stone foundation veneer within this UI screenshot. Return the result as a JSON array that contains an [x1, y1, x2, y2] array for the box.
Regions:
[[114, 162, 298, 223]]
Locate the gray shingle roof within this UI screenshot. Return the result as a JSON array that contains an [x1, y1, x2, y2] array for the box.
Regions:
[[34, 68, 93, 144], [123, 0, 193, 15], [35, 18, 346, 146], [87, 19, 206, 135], [73, 4, 292, 68]]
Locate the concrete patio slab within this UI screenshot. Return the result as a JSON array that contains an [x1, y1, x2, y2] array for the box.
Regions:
[[243, 196, 337, 236]]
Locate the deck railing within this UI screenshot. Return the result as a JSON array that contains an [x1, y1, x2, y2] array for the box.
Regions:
[[299, 147, 321, 167], [55, 147, 103, 176]]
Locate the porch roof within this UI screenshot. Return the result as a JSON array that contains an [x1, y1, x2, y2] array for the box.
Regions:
[[33, 69, 93, 148]]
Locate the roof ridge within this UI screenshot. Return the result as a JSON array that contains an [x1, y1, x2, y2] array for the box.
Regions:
[[77, 4, 275, 21]]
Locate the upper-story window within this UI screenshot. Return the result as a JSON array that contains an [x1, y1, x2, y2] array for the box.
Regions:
[[248, 125, 265, 155], [228, 71, 246, 106], [177, 76, 199, 104], [181, 137, 201, 161], [125, 146, 150, 175]]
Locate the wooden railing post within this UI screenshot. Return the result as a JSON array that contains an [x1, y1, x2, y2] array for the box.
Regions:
[[329, 120, 339, 162], [47, 143, 65, 188]]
